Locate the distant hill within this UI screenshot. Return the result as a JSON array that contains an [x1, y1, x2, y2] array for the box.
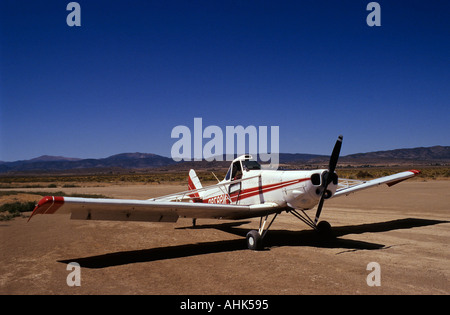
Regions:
[[337, 146, 450, 165], [0, 146, 448, 174], [0, 152, 176, 173], [279, 153, 328, 163], [28, 155, 83, 162], [289, 146, 450, 166]]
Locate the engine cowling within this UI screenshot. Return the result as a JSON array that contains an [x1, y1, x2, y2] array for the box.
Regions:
[[283, 170, 338, 210]]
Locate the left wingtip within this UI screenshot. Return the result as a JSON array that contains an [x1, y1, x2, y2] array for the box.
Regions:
[[27, 196, 65, 222]]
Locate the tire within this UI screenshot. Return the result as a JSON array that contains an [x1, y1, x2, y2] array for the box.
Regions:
[[246, 230, 262, 250], [317, 221, 333, 239]]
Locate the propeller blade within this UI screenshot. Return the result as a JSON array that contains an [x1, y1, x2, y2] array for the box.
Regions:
[[314, 191, 326, 225], [327, 135, 343, 184], [314, 135, 343, 225]]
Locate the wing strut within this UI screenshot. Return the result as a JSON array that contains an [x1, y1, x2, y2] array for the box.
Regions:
[[289, 209, 316, 230]]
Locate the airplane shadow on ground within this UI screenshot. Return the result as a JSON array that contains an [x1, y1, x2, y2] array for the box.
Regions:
[[59, 218, 448, 269]]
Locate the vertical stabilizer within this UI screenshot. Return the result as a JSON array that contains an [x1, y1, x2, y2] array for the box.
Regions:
[[188, 169, 204, 200]]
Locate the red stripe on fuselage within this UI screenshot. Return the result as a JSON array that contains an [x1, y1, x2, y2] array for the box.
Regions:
[[204, 177, 310, 204]]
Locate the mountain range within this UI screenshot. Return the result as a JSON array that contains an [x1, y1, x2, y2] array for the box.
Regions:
[[0, 146, 448, 174]]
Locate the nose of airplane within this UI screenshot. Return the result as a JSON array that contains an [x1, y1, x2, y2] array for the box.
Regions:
[[314, 170, 338, 199], [283, 168, 340, 210]]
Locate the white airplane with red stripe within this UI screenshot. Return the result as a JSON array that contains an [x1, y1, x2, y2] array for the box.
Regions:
[[29, 136, 421, 250]]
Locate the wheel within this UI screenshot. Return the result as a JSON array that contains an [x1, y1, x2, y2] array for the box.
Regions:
[[246, 230, 262, 250], [317, 221, 333, 239]]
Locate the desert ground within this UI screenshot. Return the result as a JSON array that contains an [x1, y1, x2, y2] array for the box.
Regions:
[[0, 180, 448, 295]]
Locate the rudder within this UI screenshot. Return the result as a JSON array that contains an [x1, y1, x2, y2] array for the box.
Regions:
[[188, 169, 204, 200]]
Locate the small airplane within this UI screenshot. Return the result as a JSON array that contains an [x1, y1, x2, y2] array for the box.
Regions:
[[29, 136, 420, 250]]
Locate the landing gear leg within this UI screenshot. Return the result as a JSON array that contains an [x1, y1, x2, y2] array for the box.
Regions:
[[246, 213, 278, 250], [289, 210, 334, 239]]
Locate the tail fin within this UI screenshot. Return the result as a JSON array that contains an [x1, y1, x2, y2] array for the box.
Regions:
[[188, 169, 204, 200]]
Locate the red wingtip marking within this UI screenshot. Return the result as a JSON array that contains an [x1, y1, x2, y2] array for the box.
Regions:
[[28, 196, 65, 222], [409, 169, 421, 175]]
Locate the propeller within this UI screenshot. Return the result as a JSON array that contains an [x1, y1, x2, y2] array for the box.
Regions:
[[314, 135, 343, 225]]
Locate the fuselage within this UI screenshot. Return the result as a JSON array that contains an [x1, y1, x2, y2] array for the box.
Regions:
[[197, 155, 338, 211]]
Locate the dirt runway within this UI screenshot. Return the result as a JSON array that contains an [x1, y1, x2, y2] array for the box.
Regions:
[[1, 181, 448, 295]]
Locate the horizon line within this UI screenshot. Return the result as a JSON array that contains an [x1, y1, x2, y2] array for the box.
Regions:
[[1, 144, 448, 163]]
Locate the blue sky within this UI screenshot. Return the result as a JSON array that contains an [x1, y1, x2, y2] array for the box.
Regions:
[[0, 0, 449, 161]]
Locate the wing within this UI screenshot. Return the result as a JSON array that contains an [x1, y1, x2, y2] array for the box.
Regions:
[[333, 169, 420, 198], [28, 195, 281, 222]]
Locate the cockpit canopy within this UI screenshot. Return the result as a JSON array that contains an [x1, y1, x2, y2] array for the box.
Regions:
[[225, 155, 261, 181]]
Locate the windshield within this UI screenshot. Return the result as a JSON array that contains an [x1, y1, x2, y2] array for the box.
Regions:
[[225, 167, 231, 181]]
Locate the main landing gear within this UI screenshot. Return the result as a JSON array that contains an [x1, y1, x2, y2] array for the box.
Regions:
[[246, 230, 262, 251], [245, 213, 278, 250], [245, 210, 334, 250]]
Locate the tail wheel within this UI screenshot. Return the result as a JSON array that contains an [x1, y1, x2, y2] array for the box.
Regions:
[[246, 230, 262, 250]]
